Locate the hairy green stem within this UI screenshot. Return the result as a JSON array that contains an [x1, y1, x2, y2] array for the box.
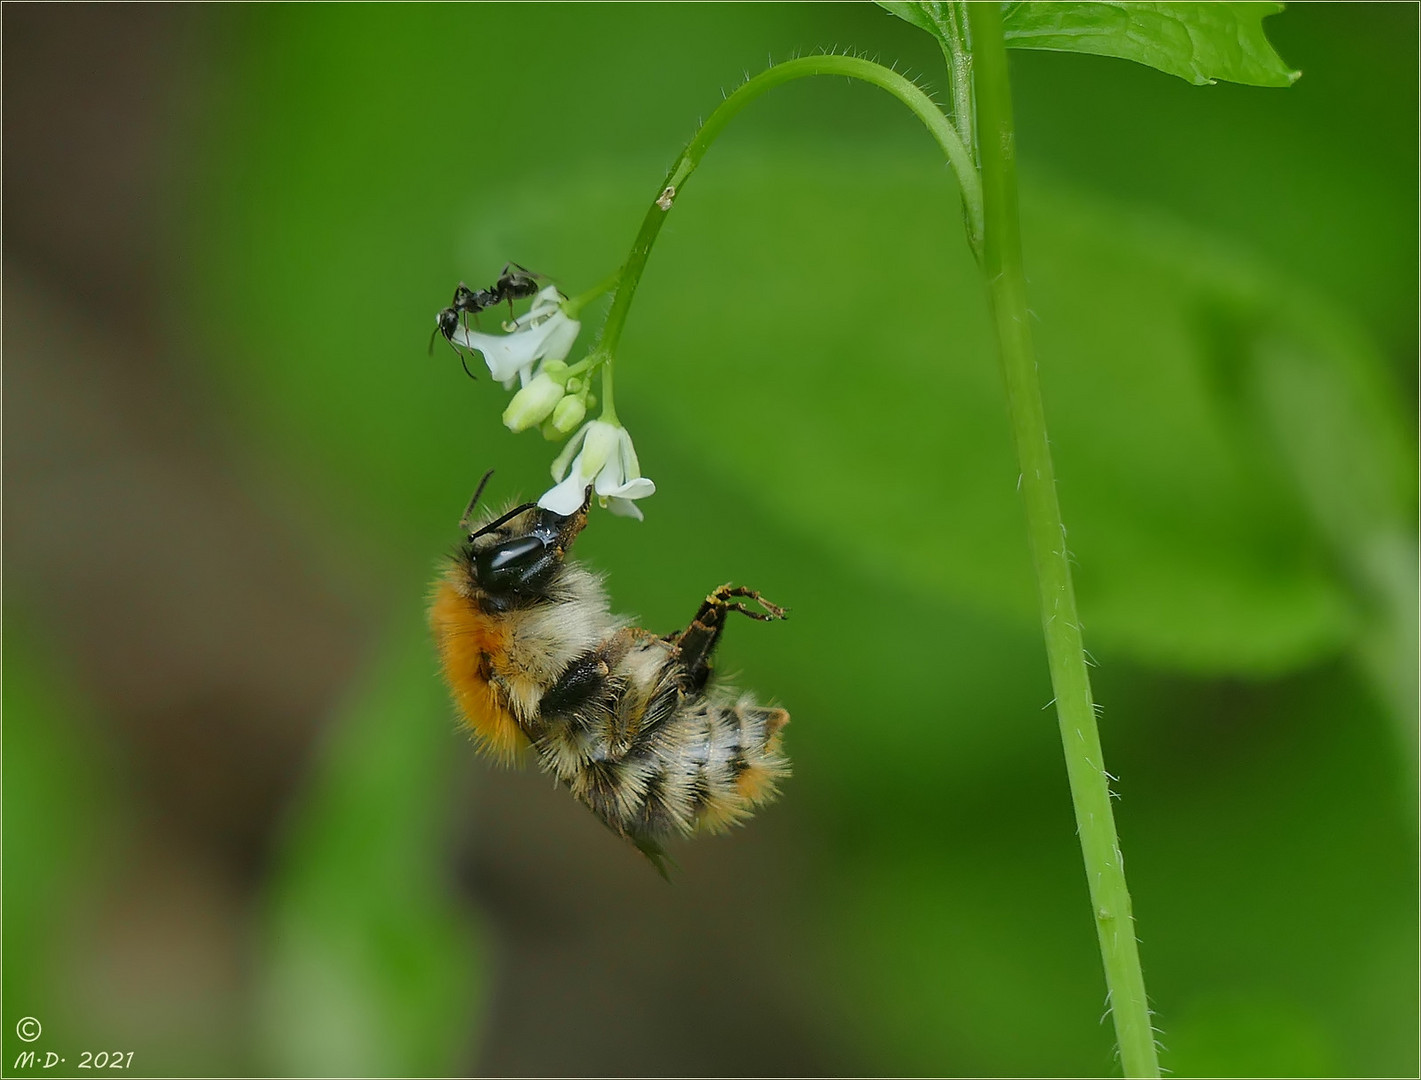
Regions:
[[562, 270, 621, 320], [592, 53, 981, 420], [966, 5, 1159, 1075]]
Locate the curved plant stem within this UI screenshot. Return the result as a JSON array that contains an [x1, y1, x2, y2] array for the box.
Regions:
[[966, 5, 1159, 1076], [592, 54, 981, 419], [562, 270, 621, 320]]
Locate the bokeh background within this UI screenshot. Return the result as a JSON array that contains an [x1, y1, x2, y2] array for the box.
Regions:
[[4, 4, 1416, 1077]]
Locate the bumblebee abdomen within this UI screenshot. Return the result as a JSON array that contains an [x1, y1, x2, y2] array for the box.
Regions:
[[548, 690, 790, 849], [663, 694, 789, 834]]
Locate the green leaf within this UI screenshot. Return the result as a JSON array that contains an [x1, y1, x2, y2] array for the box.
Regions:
[[876, 1, 946, 37], [1001, 2, 1301, 86]]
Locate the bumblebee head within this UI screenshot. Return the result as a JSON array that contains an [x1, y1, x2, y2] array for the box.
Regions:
[[459, 476, 592, 612]]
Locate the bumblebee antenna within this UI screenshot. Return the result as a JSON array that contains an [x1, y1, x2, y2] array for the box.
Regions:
[[459, 470, 496, 531], [468, 500, 540, 541]]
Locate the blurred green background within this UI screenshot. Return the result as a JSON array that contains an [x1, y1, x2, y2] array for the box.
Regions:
[[4, 3, 1415, 1076]]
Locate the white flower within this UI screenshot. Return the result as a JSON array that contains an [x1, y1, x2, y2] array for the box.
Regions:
[[538, 420, 656, 521], [452, 285, 581, 389]]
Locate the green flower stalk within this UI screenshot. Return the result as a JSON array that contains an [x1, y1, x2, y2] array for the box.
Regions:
[[967, 4, 1158, 1074]]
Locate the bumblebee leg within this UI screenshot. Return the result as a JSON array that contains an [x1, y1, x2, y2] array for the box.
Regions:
[[673, 584, 787, 692], [536, 630, 637, 734], [711, 584, 788, 622]]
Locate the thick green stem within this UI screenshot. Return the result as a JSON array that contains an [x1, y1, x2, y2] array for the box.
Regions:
[[966, 6, 1159, 1076], [592, 53, 981, 421]]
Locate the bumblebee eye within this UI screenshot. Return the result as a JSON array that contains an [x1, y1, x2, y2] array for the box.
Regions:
[[475, 534, 550, 590]]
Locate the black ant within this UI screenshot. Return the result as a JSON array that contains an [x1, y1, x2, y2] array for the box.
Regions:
[[489, 262, 544, 314], [430, 263, 550, 380]]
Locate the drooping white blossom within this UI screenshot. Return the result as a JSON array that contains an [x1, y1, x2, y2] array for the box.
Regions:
[[453, 285, 580, 388], [539, 419, 656, 520]]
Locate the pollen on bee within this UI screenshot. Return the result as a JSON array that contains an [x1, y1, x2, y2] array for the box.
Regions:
[[428, 575, 527, 761]]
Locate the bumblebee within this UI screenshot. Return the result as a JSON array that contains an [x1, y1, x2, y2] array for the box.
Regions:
[[428, 476, 790, 875]]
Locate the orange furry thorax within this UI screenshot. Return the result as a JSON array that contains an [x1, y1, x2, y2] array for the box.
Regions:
[[428, 573, 527, 760]]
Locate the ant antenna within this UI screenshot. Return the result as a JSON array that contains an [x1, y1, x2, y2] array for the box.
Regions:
[[441, 335, 480, 380], [432, 307, 481, 379]]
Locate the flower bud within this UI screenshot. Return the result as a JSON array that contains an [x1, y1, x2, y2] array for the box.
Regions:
[[541, 394, 588, 440], [502, 372, 564, 433]]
